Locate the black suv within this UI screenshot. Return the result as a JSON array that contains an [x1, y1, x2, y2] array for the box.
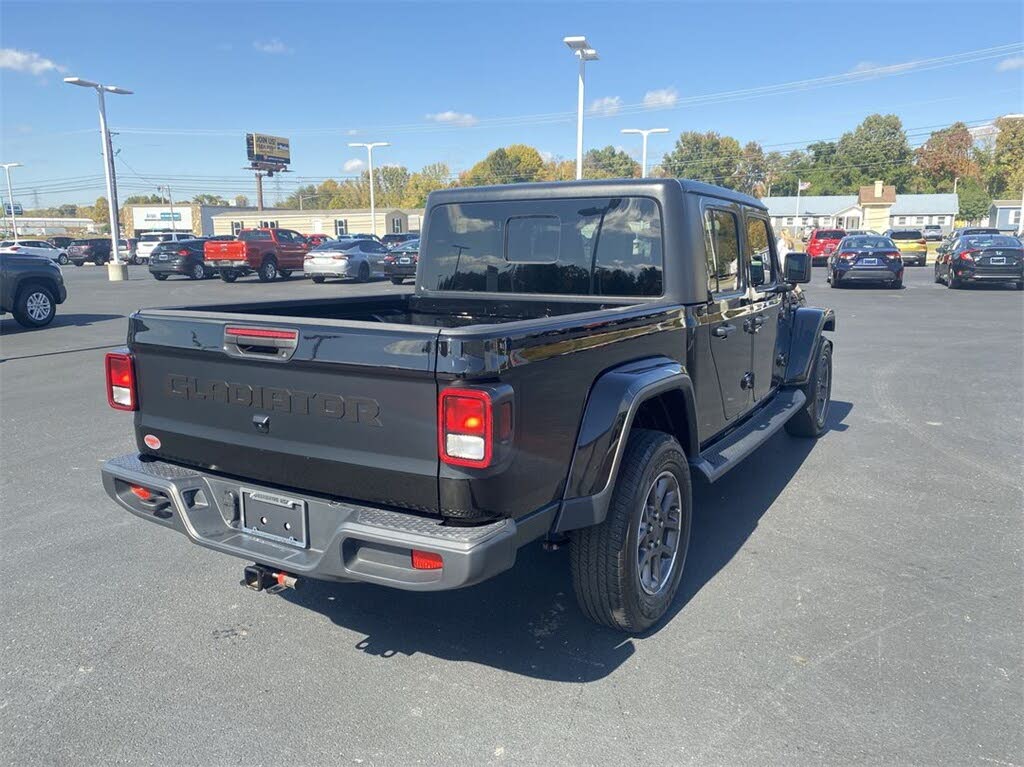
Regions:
[[148, 239, 210, 281], [0, 252, 68, 328], [67, 238, 113, 266]]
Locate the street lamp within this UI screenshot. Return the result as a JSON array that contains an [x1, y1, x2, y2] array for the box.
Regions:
[[0, 162, 22, 242], [564, 36, 599, 180], [64, 76, 133, 281], [620, 128, 669, 178], [298, 193, 322, 211], [157, 185, 177, 234], [348, 142, 389, 236]]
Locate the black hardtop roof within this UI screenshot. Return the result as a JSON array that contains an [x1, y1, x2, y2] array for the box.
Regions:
[[426, 178, 766, 210]]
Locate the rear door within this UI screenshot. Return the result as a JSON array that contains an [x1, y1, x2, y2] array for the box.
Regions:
[[131, 312, 443, 513], [743, 212, 783, 403], [700, 203, 756, 423]]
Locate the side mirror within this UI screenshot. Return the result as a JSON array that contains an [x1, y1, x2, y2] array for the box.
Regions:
[[784, 252, 812, 284], [749, 261, 766, 287]]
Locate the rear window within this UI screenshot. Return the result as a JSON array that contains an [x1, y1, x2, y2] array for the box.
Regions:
[[890, 230, 923, 240], [239, 230, 272, 241], [312, 240, 357, 252], [843, 236, 894, 249], [420, 196, 663, 296], [70, 239, 101, 245], [815, 230, 845, 240], [963, 235, 1020, 248]]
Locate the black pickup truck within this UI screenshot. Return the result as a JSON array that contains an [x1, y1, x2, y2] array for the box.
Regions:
[[101, 179, 835, 632]]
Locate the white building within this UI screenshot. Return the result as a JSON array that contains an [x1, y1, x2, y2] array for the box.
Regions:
[[3, 216, 97, 236], [763, 188, 958, 234]]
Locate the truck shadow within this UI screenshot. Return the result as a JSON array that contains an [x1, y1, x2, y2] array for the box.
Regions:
[[0, 313, 123, 335], [283, 400, 852, 682]]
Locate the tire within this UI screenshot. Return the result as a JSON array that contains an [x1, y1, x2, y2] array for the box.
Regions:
[[258, 259, 278, 282], [220, 270, 238, 283], [188, 262, 205, 280], [310, 275, 326, 284], [12, 283, 56, 328], [153, 273, 168, 281], [72, 261, 83, 267], [829, 271, 839, 288], [279, 269, 292, 280], [785, 338, 833, 438], [1016, 281, 1023, 291], [57, 253, 69, 265], [570, 429, 692, 633], [357, 262, 370, 283], [391, 276, 405, 285], [934, 268, 942, 284], [94, 256, 104, 266], [947, 271, 959, 289], [892, 278, 903, 289]]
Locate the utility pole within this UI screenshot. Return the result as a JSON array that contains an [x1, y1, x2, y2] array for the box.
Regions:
[[564, 37, 599, 181], [255, 172, 265, 212], [0, 163, 20, 242], [158, 184, 176, 233], [621, 128, 669, 178]]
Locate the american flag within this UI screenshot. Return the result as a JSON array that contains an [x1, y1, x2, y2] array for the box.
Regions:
[[798, 180, 811, 191]]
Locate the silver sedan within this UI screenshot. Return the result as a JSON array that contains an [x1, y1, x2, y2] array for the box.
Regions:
[[303, 239, 391, 283]]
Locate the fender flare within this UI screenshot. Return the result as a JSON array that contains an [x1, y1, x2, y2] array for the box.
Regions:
[[553, 356, 697, 534], [784, 306, 836, 386]]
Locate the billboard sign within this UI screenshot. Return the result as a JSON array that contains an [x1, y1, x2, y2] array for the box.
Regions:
[[4, 202, 24, 216], [246, 133, 291, 165], [131, 206, 193, 231]]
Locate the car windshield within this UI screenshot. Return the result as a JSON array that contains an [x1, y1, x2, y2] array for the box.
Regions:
[[843, 236, 893, 249], [963, 235, 1020, 248], [140, 233, 171, 242], [889, 230, 923, 240], [815, 230, 844, 240]]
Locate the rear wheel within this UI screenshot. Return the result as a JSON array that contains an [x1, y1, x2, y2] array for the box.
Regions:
[[220, 270, 238, 283], [12, 283, 56, 328], [1016, 280, 1023, 291], [279, 269, 292, 280], [785, 338, 832, 439], [153, 273, 168, 281], [357, 262, 370, 283], [311, 275, 326, 284], [189, 262, 205, 280], [570, 429, 692, 633], [57, 253, 69, 265], [390, 276, 405, 285], [892, 278, 903, 289], [829, 271, 840, 288], [258, 259, 278, 282], [947, 270, 960, 289]]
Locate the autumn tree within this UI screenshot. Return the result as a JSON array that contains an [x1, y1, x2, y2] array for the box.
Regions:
[[914, 122, 978, 192], [90, 196, 109, 224], [462, 145, 545, 185], [402, 163, 452, 207], [660, 131, 744, 188], [234, 194, 250, 207]]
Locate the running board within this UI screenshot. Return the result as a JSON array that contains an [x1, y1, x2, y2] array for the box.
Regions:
[[691, 389, 807, 482]]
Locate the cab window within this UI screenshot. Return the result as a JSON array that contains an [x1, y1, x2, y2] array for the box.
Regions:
[[744, 216, 776, 288], [703, 208, 741, 294]]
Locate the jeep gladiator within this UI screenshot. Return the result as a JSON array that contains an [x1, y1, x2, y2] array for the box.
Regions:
[[101, 179, 835, 632], [205, 228, 310, 283]]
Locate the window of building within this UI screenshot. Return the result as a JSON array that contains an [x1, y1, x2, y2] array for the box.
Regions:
[[935, 216, 946, 225], [785, 217, 794, 226], [334, 219, 348, 236], [745, 216, 776, 289], [915, 216, 925, 224], [897, 217, 907, 225], [259, 220, 279, 229], [703, 208, 741, 295], [391, 218, 404, 234], [1011, 210, 1021, 225], [801, 217, 811, 225], [231, 221, 243, 235]]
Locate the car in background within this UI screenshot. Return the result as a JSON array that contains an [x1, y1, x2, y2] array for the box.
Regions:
[[0, 251, 67, 328], [383, 238, 419, 284], [883, 229, 928, 266], [48, 236, 75, 249], [845, 229, 880, 237], [806, 229, 846, 266], [66, 238, 113, 266], [305, 234, 333, 247], [148, 238, 211, 281], [303, 238, 390, 283], [934, 233, 1023, 290], [136, 232, 197, 264], [381, 232, 418, 248], [207, 234, 236, 241], [827, 235, 903, 289], [0, 239, 69, 265], [206, 228, 310, 282], [120, 237, 139, 264], [923, 225, 944, 241]]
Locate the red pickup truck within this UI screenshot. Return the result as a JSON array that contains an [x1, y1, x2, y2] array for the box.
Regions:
[[204, 228, 311, 282]]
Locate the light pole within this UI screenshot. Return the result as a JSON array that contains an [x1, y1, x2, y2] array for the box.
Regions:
[[64, 76, 133, 281], [621, 128, 669, 178], [298, 194, 322, 211], [564, 37, 599, 180], [348, 142, 389, 236], [157, 185, 176, 234], [0, 162, 21, 242]]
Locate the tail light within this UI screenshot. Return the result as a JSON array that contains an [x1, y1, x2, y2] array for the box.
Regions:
[[918, 239, 926, 245], [837, 251, 855, 261], [383, 255, 395, 263], [884, 251, 902, 260], [7, 245, 19, 251], [177, 248, 189, 256], [438, 387, 513, 468], [957, 250, 978, 262], [105, 351, 137, 411], [411, 550, 443, 570]]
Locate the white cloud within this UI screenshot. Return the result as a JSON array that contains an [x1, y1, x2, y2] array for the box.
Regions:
[[0, 48, 66, 75], [347, 129, 359, 136], [643, 87, 678, 109], [539, 150, 555, 163], [343, 158, 365, 172], [253, 39, 291, 55], [996, 56, 1024, 72], [425, 110, 479, 127], [588, 96, 622, 117]]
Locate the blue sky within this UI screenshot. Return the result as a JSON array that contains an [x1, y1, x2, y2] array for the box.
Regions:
[[1, 0, 1022, 207]]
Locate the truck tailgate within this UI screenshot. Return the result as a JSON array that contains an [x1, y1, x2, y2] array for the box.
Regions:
[[204, 240, 248, 262], [130, 312, 441, 514]]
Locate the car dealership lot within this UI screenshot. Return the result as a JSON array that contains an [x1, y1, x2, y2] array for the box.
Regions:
[[1, 266, 1021, 765]]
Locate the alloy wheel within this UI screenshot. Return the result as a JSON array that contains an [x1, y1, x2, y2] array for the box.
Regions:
[[26, 291, 52, 322], [636, 471, 683, 596]]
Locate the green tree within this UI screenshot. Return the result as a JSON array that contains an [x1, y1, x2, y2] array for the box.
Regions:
[[583, 146, 640, 179], [737, 141, 767, 195], [990, 115, 1024, 196], [91, 196, 109, 224], [832, 114, 913, 192], [463, 145, 545, 185], [234, 194, 250, 207], [58, 204, 78, 217], [957, 176, 991, 222], [373, 165, 411, 207], [192, 193, 229, 205], [121, 194, 163, 205], [660, 131, 744, 188], [402, 163, 452, 207], [280, 184, 320, 209], [914, 122, 978, 192]]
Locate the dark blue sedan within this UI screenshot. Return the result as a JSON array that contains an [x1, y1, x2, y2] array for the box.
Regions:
[[827, 235, 904, 289]]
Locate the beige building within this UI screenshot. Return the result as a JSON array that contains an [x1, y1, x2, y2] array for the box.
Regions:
[[858, 181, 896, 233], [210, 208, 424, 238]]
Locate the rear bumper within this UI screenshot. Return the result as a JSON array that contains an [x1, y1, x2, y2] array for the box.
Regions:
[[384, 264, 416, 277], [835, 266, 901, 282], [304, 262, 352, 278], [101, 454, 547, 591], [148, 261, 188, 275]]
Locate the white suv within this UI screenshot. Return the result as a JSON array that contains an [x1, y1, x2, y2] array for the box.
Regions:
[[136, 232, 195, 263]]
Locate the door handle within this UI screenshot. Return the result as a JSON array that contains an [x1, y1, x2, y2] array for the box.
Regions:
[[744, 316, 765, 333], [712, 324, 736, 338]]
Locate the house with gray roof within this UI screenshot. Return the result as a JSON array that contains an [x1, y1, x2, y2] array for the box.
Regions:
[[987, 199, 1023, 233]]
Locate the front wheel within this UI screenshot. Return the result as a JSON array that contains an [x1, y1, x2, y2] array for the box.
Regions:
[[310, 275, 326, 284], [57, 253, 69, 265], [12, 284, 56, 328], [829, 271, 839, 288], [570, 429, 692, 633], [785, 338, 833, 438], [357, 262, 370, 283], [279, 269, 292, 280], [220, 270, 238, 283], [258, 259, 278, 282], [390, 276, 405, 285]]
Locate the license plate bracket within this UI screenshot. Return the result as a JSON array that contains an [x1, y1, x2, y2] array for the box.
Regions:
[[990, 256, 1006, 265], [240, 488, 308, 548]]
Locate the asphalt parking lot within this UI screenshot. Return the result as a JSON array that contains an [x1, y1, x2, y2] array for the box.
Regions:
[[1, 264, 1021, 766]]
